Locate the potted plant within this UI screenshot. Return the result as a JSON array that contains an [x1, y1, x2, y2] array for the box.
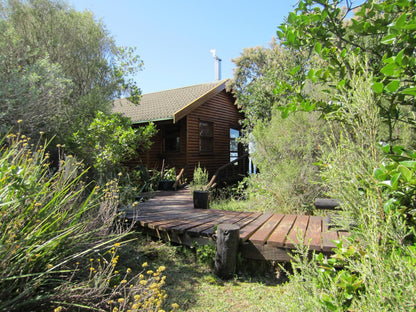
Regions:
[[190, 164, 210, 209], [159, 167, 176, 191]]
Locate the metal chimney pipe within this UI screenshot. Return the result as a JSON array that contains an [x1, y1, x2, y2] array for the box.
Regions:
[[210, 49, 222, 81]]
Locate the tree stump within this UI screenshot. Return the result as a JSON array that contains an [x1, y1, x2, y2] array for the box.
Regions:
[[215, 224, 240, 279]]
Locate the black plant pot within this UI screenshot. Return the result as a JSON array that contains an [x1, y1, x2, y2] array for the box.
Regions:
[[159, 180, 174, 191], [193, 190, 209, 209]]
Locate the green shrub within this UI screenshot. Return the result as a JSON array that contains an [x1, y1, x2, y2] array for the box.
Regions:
[[0, 132, 177, 311], [191, 164, 209, 191], [242, 110, 326, 214]]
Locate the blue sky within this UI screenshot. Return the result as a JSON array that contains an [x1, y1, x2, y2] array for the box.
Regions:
[[68, 0, 299, 94]]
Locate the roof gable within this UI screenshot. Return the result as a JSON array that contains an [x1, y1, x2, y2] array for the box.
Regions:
[[113, 79, 229, 124]]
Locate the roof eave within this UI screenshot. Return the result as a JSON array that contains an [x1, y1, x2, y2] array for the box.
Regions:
[[173, 79, 229, 123], [131, 117, 174, 125]]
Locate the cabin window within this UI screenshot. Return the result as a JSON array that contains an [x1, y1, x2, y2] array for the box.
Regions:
[[230, 128, 239, 163], [199, 121, 213, 153], [163, 124, 180, 152]]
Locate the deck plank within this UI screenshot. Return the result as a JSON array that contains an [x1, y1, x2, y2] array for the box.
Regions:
[[266, 214, 297, 247], [249, 214, 284, 245], [285, 215, 310, 248], [239, 212, 274, 242], [304, 215, 323, 251]]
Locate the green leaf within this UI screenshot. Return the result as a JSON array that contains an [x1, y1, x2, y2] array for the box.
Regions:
[[371, 82, 384, 94], [288, 11, 297, 24], [391, 172, 401, 190], [404, 23, 416, 30], [290, 65, 301, 75], [380, 63, 399, 77], [392, 12, 407, 30], [374, 168, 387, 181], [398, 165, 412, 182], [385, 80, 400, 93], [383, 198, 397, 213], [315, 42, 322, 54], [399, 160, 416, 169], [400, 87, 416, 96], [307, 68, 315, 79]]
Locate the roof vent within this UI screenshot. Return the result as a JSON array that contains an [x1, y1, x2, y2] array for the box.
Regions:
[[210, 49, 222, 81]]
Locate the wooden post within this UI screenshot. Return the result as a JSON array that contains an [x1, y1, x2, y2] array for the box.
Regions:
[[215, 224, 240, 279]]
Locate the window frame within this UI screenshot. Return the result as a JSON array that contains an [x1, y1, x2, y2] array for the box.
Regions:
[[162, 123, 181, 153], [199, 120, 214, 154]]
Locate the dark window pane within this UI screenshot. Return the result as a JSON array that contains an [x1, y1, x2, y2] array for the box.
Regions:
[[199, 121, 213, 153]]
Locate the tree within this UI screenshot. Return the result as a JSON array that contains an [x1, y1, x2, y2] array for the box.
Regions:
[[72, 111, 156, 184], [276, 0, 416, 143], [227, 39, 310, 128], [0, 0, 143, 141]]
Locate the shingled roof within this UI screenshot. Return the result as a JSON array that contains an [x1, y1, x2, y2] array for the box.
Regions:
[[113, 79, 229, 124]]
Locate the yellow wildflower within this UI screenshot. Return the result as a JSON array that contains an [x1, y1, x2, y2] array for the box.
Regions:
[[134, 295, 140, 301], [118, 298, 125, 303], [120, 279, 127, 284], [142, 262, 148, 268], [171, 303, 179, 309], [54, 307, 62, 312]]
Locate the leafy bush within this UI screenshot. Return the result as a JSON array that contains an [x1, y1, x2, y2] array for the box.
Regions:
[[374, 144, 416, 233], [72, 111, 155, 181], [241, 110, 326, 213]]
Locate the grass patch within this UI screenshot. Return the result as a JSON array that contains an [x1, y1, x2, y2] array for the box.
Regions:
[[121, 231, 287, 312]]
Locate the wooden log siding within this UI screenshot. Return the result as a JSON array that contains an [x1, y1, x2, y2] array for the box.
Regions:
[[186, 90, 244, 179], [134, 89, 245, 181]]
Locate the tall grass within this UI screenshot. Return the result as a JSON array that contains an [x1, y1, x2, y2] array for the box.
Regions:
[[0, 132, 150, 310]]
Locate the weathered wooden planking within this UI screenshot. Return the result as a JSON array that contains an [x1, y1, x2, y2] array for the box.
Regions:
[[189, 212, 249, 236], [285, 215, 310, 249], [233, 212, 263, 230], [169, 213, 224, 233], [201, 212, 252, 236], [322, 216, 338, 252], [186, 210, 251, 235], [267, 214, 297, 247], [249, 214, 284, 245], [304, 216, 323, 250], [239, 212, 274, 242]]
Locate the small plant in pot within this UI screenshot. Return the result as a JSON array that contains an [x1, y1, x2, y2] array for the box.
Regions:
[[190, 164, 210, 209], [159, 167, 176, 191]]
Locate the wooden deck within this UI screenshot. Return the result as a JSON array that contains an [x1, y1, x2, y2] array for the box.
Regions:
[[124, 189, 348, 261]]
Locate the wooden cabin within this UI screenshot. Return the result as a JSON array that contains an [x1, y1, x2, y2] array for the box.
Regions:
[[113, 79, 248, 184]]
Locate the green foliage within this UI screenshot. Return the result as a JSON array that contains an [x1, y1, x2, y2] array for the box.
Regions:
[[276, 0, 416, 142], [161, 167, 177, 181], [0, 132, 127, 310], [228, 39, 319, 130], [196, 244, 216, 268], [0, 0, 143, 141], [375, 144, 416, 233], [72, 111, 156, 183], [244, 110, 326, 213], [191, 164, 209, 191]]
